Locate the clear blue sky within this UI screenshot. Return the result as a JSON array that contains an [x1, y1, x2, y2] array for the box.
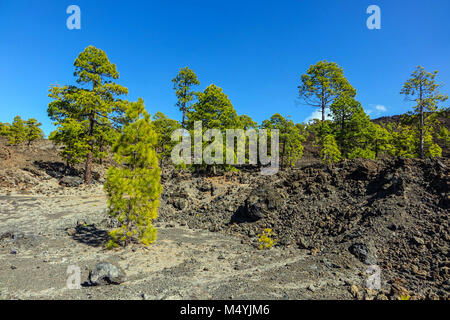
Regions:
[[0, 0, 449, 135]]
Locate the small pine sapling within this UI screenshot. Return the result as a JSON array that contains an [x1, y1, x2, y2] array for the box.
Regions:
[[104, 98, 162, 248]]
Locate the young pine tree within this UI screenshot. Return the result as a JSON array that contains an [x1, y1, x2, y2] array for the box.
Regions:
[[49, 119, 90, 167], [24, 118, 44, 146], [384, 122, 417, 158], [186, 84, 242, 173], [152, 111, 182, 163], [8, 116, 26, 145], [261, 114, 305, 168], [0, 122, 11, 136], [330, 94, 377, 159], [320, 134, 341, 165], [104, 99, 162, 248]]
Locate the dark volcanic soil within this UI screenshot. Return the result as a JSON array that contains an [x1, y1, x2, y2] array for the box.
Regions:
[[159, 157, 449, 299]]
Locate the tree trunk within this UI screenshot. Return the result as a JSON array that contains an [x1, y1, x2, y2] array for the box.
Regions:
[[321, 89, 326, 122], [84, 111, 95, 184], [420, 107, 424, 159], [419, 88, 424, 159], [85, 151, 92, 184]]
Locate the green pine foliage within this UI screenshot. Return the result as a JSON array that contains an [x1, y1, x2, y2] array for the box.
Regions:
[[0, 122, 11, 136], [0, 116, 44, 146], [48, 46, 129, 184], [49, 119, 90, 166], [261, 114, 306, 168], [401, 66, 448, 158], [330, 94, 374, 158], [320, 134, 341, 165], [104, 99, 162, 248], [152, 111, 182, 163], [172, 67, 200, 129], [186, 84, 242, 172], [8, 116, 27, 145], [299, 60, 356, 122], [239, 115, 258, 130], [24, 118, 44, 146]]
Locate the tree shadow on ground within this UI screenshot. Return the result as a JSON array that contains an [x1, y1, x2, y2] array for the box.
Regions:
[[72, 224, 109, 247], [33, 160, 80, 179]]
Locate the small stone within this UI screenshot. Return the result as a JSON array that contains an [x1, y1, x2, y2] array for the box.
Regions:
[[218, 254, 225, 260], [376, 294, 388, 300], [349, 243, 375, 265], [350, 285, 359, 298], [412, 236, 425, 246], [387, 224, 397, 231], [88, 262, 126, 286], [10, 249, 18, 255], [60, 176, 83, 187], [391, 283, 409, 299], [307, 284, 316, 292], [297, 237, 309, 249], [66, 228, 76, 236]]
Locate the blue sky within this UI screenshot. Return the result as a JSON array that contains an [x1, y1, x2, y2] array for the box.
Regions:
[[0, 0, 449, 135]]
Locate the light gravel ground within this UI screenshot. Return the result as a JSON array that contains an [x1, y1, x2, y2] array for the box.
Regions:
[[0, 187, 364, 300]]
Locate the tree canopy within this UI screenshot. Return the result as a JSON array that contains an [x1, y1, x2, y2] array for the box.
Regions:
[[48, 46, 129, 182], [299, 60, 356, 122]]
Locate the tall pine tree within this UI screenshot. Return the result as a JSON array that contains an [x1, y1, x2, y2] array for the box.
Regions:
[[172, 67, 200, 129], [48, 46, 128, 183], [401, 66, 448, 158], [299, 60, 356, 122]]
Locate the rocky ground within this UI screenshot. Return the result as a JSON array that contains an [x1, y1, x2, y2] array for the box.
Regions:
[[0, 138, 448, 300]]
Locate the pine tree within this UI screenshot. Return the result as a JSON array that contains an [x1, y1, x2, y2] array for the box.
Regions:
[[261, 114, 305, 168], [239, 114, 258, 164], [48, 46, 128, 184], [320, 134, 341, 165], [329, 94, 376, 159], [0, 122, 10, 136], [49, 119, 90, 167], [384, 122, 417, 158], [104, 99, 162, 247], [8, 116, 26, 145], [298, 60, 356, 122], [152, 111, 181, 163], [368, 123, 391, 159], [172, 67, 200, 129], [186, 84, 242, 172], [401, 66, 448, 158], [239, 115, 258, 130], [24, 118, 44, 146]]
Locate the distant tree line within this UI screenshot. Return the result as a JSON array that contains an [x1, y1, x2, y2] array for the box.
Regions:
[[298, 61, 449, 164], [0, 116, 44, 146]]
